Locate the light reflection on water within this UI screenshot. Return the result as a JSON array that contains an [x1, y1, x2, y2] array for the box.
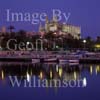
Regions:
[[0, 62, 100, 86], [0, 62, 100, 100]]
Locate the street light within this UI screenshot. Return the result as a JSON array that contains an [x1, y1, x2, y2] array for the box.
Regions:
[[83, 40, 86, 44], [83, 39, 87, 50], [26, 42, 33, 51], [27, 42, 30, 45]]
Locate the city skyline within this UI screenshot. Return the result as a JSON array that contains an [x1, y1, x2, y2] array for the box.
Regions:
[[0, 0, 100, 38]]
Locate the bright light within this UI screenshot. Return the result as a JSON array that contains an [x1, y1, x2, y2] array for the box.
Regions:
[[1, 70, 4, 80], [59, 67, 63, 77], [96, 65, 100, 75], [56, 65, 59, 72], [83, 40, 86, 43], [95, 44, 100, 48], [56, 46, 59, 49], [74, 71, 77, 80], [50, 70, 53, 79], [53, 32, 56, 35], [26, 72, 30, 82], [83, 77, 87, 87], [90, 66, 93, 75], [40, 71, 43, 79], [27, 42, 30, 45]]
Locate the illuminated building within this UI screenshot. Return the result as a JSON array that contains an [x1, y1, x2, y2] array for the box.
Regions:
[[1, 26, 7, 33], [44, 16, 81, 40], [61, 23, 81, 39], [95, 44, 100, 49], [0, 26, 7, 34]]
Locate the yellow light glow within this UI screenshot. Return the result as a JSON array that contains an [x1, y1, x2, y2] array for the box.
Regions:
[[97, 66, 100, 71], [74, 71, 77, 80], [95, 44, 100, 48], [40, 71, 43, 79], [50, 70, 53, 79], [1, 70, 4, 80], [96, 65, 100, 75], [56, 65, 59, 72], [59, 67, 62, 77], [90, 66, 93, 75]]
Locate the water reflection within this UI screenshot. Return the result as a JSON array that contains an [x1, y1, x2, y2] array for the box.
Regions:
[[0, 62, 100, 86]]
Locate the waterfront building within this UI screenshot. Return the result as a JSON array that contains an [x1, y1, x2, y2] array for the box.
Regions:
[[1, 26, 7, 33], [61, 23, 81, 39], [43, 16, 81, 39]]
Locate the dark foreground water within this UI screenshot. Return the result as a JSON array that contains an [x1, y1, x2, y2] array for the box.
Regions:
[[0, 62, 100, 100]]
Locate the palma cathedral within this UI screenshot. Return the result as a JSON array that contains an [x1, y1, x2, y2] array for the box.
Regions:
[[39, 16, 81, 40]]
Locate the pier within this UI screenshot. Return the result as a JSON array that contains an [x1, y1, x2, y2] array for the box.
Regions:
[[0, 51, 100, 64]]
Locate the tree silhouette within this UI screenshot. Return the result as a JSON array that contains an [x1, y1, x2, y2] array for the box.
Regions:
[[8, 25, 15, 33]]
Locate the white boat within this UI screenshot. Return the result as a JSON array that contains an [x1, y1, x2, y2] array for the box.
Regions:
[[68, 60, 79, 63], [59, 59, 69, 63], [68, 62, 79, 66], [32, 59, 40, 63], [59, 59, 79, 65], [43, 58, 57, 62]]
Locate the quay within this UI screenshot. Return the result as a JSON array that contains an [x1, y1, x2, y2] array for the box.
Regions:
[[0, 51, 100, 64], [0, 57, 100, 64]]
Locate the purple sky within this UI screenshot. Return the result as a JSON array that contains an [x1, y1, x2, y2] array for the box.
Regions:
[[0, 0, 100, 38]]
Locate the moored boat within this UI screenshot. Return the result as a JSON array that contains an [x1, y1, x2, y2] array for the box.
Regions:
[[32, 59, 40, 63], [43, 58, 57, 62]]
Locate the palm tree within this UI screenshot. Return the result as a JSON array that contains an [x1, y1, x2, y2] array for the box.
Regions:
[[8, 25, 15, 33]]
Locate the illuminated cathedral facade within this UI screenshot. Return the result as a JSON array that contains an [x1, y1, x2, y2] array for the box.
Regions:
[[39, 16, 81, 40]]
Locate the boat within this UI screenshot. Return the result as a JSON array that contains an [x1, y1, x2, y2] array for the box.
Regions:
[[68, 62, 79, 66], [59, 59, 69, 63], [43, 58, 57, 62], [68, 60, 79, 63], [32, 59, 40, 63]]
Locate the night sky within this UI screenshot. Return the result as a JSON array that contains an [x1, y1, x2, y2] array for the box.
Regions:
[[0, 0, 100, 38]]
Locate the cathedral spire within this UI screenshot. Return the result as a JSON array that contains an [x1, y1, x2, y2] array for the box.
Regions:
[[53, 15, 58, 22], [45, 16, 49, 23], [45, 16, 49, 33]]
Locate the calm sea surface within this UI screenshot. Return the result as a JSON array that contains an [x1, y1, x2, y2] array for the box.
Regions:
[[0, 62, 100, 100]]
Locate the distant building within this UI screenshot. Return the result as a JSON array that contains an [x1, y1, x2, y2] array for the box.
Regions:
[[40, 16, 81, 40], [61, 23, 81, 39], [45, 16, 58, 33], [26, 32, 34, 37], [0, 26, 7, 33]]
